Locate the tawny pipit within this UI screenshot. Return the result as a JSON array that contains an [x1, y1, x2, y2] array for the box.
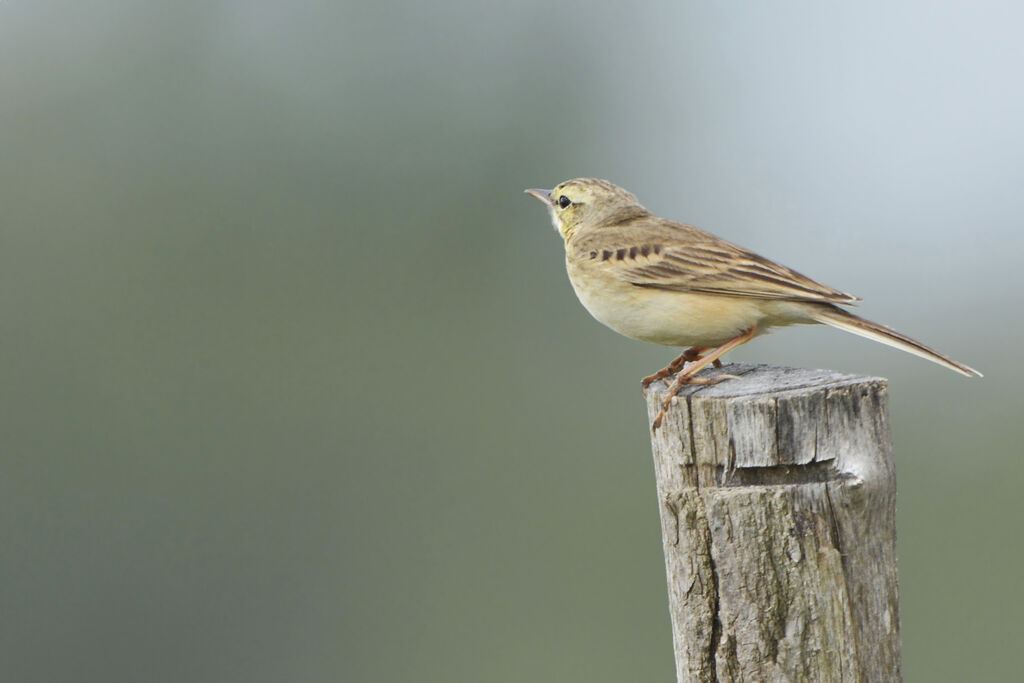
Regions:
[[526, 178, 981, 431]]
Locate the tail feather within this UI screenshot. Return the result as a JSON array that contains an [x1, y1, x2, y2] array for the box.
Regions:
[[810, 305, 982, 378]]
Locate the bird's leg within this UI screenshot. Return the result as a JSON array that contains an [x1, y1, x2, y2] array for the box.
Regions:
[[641, 347, 706, 388], [651, 328, 756, 432]]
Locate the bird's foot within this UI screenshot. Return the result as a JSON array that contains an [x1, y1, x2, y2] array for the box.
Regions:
[[641, 348, 706, 389], [641, 367, 674, 389]]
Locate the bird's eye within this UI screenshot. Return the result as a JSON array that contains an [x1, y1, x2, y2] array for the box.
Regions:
[[558, 195, 571, 209]]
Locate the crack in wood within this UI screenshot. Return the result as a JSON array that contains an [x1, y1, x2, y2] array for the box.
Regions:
[[663, 496, 681, 546], [682, 459, 846, 488], [696, 495, 721, 682]]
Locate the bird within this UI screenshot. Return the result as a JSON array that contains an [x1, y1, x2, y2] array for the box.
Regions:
[[525, 177, 981, 431]]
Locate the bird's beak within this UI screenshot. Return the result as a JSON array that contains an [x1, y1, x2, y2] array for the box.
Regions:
[[524, 188, 553, 205]]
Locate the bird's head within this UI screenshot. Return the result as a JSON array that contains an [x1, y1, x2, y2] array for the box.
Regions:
[[525, 178, 647, 240]]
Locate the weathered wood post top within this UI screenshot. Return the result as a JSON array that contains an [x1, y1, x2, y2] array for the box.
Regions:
[[643, 362, 900, 682]]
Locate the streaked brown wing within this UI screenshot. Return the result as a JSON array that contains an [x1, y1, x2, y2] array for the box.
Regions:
[[576, 221, 860, 304]]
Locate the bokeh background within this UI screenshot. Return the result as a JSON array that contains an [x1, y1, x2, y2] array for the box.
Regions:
[[1, 1, 1020, 681]]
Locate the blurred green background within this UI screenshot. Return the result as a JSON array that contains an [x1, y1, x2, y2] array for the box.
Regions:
[[1, 2, 1020, 681]]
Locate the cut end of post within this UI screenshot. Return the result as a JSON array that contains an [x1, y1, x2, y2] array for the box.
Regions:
[[643, 362, 889, 486]]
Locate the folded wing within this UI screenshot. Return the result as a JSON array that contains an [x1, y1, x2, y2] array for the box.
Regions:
[[576, 221, 860, 305]]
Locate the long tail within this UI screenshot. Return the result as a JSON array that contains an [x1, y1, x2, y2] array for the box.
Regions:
[[810, 305, 982, 378]]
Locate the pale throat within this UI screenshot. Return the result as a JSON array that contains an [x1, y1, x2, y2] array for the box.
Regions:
[[547, 207, 561, 234]]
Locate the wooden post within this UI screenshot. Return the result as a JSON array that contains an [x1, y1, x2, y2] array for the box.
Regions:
[[644, 363, 901, 682]]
